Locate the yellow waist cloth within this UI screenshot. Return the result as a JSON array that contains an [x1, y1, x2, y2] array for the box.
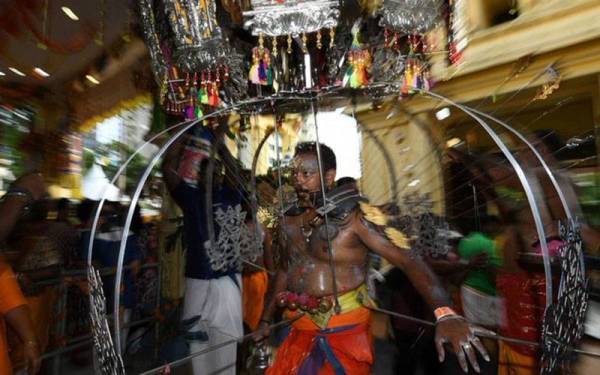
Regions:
[[288, 284, 374, 329]]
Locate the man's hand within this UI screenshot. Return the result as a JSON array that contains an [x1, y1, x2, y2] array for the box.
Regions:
[[252, 321, 271, 343], [434, 317, 491, 373], [23, 339, 41, 374]]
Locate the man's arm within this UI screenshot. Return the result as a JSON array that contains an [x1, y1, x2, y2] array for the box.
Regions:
[[161, 133, 186, 195], [353, 213, 490, 373], [254, 223, 289, 340], [354, 216, 451, 309], [6, 305, 41, 374]]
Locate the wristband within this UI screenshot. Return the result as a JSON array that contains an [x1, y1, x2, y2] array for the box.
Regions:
[[5, 187, 34, 206], [434, 306, 458, 321]]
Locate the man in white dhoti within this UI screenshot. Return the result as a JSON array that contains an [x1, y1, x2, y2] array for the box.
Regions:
[[162, 127, 243, 375]]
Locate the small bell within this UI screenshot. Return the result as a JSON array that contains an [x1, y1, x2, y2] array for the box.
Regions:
[[249, 343, 270, 374]]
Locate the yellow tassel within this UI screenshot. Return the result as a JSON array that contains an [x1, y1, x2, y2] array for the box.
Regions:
[[384, 227, 410, 249], [359, 202, 388, 226]]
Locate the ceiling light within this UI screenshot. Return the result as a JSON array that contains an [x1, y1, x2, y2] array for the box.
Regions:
[[435, 107, 451, 121], [8, 67, 26, 77], [446, 137, 462, 148], [85, 74, 100, 85], [61, 6, 79, 21], [33, 67, 50, 78], [0, 71, 5, 76]]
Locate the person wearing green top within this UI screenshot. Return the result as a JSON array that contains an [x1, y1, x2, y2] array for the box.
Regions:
[[458, 226, 504, 329], [458, 231, 502, 296]]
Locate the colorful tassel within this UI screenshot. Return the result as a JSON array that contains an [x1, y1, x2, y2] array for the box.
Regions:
[[249, 46, 273, 86], [344, 24, 371, 89]]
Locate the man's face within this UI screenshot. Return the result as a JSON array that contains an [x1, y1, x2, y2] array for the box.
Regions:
[[292, 153, 335, 199]]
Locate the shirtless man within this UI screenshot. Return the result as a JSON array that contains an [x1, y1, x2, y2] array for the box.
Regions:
[[256, 142, 489, 374]]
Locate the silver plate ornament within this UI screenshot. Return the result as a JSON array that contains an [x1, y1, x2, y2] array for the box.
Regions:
[[379, 0, 444, 35], [139, 0, 169, 98], [88, 266, 125, 374], [206, 204, 263, 271], [138, 0, 247, 103], [243, 0, 340, 37]]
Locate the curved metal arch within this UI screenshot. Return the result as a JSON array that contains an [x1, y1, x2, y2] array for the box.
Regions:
[[466, 107, 574, 221], [467, 106, 582, 271], [86, 118, 196, 266], [250, 125, 277, 257], [418, 89, 554, 307], [111, 115, 205, 354], [107, 84, 574, 354]]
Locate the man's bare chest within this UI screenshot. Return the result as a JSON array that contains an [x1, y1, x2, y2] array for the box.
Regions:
[[281, 212, 364, 263]]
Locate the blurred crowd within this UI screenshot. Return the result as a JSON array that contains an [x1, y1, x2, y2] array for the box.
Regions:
[[0, 172, 160, 374]]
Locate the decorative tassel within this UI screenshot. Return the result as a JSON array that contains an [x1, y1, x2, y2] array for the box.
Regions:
[[249, 46, 273, 86], [344, 22, 371, 89], [249, 47, 261, 84], [208, 82, 220, 106], [184, 104, 195, 120]]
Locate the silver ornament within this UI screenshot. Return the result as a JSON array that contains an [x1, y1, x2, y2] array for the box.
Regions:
[[88, 267, 125, 375], [244, 0, 340, 37], [206, 205, 263, 271], [379, 0, 444, 35]]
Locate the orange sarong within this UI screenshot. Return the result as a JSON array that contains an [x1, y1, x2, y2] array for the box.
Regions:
[[267, 306, 373, 375], [0, 262, 27, 375], [242, 270, 268, 330]]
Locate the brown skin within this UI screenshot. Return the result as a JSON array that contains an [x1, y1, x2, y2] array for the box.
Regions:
[[0, 173, 46, 244], [6, 305, 41, 374], [256, 153, 490, 373], [0, 173, 44, 374]]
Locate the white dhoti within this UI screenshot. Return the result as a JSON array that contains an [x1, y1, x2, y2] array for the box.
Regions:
[[182, 275, 243, 375]]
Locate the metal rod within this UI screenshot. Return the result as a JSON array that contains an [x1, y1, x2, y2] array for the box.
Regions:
[[369, 306, 600, 358], [309, 98, 341, 314], [274, 119, 286, 220], [87, 118, 194, 267], [28, 263, 159, 288], [140, 314, 304, 375]]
